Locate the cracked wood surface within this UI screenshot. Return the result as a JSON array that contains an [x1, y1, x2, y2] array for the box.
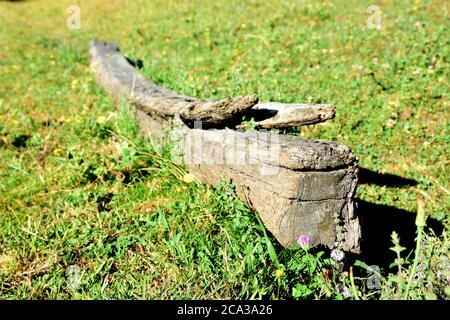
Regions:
[[240, 102, 336, 129]]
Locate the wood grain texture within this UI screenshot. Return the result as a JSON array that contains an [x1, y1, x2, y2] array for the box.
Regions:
[[240, 102, 336, 129], [90, 40, 361, 253]]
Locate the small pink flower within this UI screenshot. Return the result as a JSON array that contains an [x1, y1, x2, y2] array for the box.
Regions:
[[297, 234, 311, 249]]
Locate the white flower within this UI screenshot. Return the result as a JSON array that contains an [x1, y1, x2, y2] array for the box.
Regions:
[[331, 249, 345, 262], [341, 286, 352, 299]]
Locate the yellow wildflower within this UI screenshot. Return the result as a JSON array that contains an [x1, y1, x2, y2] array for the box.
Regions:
[[96, 116, 106, 124], [182, 173, 196, 184], [275, 269, 284, 278], [53, 148, 63, 155]]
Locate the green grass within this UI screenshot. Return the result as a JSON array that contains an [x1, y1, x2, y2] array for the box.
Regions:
[[0, 0, 448, 299]]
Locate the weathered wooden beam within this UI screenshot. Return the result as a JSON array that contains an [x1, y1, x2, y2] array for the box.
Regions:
[[89, 40, 258, 124], [90, 40, 334, 129], [179, 94, 259, 125], [243, 102, 336, 129], [89, 40, 361, 253]]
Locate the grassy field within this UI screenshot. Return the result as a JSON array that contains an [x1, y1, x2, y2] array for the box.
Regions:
[[0, 0, 448, 299]]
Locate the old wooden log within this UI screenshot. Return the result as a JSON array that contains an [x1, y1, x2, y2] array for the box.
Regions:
[[89, 40, 361, 253], [243, 102, 336, 129]]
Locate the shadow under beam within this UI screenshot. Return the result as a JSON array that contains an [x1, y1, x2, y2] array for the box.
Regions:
[[358, 168, 418, 187], [353, 199, 444, 270]]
